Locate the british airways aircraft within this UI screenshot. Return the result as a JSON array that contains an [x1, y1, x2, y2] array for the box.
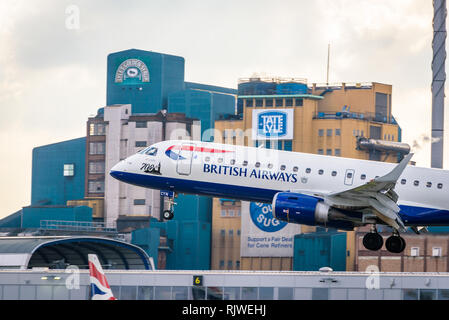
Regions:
[[110, 140, 449, 254]]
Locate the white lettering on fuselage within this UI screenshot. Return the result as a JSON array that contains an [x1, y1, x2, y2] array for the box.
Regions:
[[203, 164, 298, 183]]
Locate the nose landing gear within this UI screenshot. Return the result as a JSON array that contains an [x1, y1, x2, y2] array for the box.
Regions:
[[161, 190, 177, 221]]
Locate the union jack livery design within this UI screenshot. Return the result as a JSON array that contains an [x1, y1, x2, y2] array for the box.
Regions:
[[88, 254, 116, 300]]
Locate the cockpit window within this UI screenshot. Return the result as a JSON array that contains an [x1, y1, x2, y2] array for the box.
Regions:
[[145, 147, 158, 156], [139, 147, 158, 156]]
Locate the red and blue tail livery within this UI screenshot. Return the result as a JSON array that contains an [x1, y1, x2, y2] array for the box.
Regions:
[[88, 254, 116, 300]]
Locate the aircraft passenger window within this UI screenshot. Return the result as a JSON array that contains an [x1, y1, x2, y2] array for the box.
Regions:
[[427, 182, 432, 188], [438, 183, 443, 189], [361, 174, 366, 180], [401, 179, 407, 185], [205, 157, 210, 162], [414, 180, 420, 187], [243, 161, 248, 166], [280, 165, 286, 171], [268, 163, 274, 169], [332, 171, 337, 177], [218, 158, 223, 163], [145, 147, 158, 156], [230, 159, 236, 165], [255, 162, 261, 168], [318, 170, 324, 175], [306, 168, 311, 174], [293, 167, 299, 172]]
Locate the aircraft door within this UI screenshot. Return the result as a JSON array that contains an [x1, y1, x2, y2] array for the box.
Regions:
[[176, 143, 196, 176], [344, 169, 355, 186]]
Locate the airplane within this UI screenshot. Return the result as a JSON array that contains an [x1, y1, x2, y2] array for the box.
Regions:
[[88, 254, 116, 300], [110, 140, 449, 254]]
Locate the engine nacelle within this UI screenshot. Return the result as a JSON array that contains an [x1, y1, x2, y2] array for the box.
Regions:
[[272, 192, 354, 231]]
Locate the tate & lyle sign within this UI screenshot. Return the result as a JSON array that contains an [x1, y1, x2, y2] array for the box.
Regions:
[[252, 109, 294, 141], [115, 58, 150, 84]]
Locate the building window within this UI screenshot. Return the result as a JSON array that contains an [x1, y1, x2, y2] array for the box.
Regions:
[[326, 149, 332, 156], [135, 141, 147, 148], [134, 199, 146, 206], [227, 260, 233, 269], [89, 161, 105, 174], [235, 261, 240, 270], [285, 99, 293, 107], [318, 129, 324, 137], [411, 247, 420, 257], [246, 99, 253, 107], [220, 229, 226, 237], [295, 98, 303, 107], [335, 129, 341, 136], [335, 149, 341, 157], [89, 142, 106, 155], [228, 210, 235, 217], [266, 99, 273, 107], [89, 123, 106, 136], [433, 247, 442, 257], [318, 149, 324, 155], [136, 121, 147, 128], [284, 140, 293, 151], [88, 180, 104, 193], [229, 229, 234, 237], [275, 99, 283, 107], [327, 129, 333, 137], [219, 260, 225, 269], [63, 164, 75, 177], [256, 99, 263, 107], [220, 210, 226, 217]]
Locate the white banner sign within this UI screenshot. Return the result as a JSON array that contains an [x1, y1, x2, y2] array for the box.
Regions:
[[252, 109, 294, 141], [240, 201, 301, 257]]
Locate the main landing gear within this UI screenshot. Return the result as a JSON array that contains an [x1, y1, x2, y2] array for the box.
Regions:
[[161, 190, 177, 221], [362, 225, 406, 254]]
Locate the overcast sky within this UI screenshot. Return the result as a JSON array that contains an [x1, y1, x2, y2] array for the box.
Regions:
[[0, 0, 447, 218]]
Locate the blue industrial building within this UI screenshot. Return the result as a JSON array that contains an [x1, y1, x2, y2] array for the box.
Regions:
[[293, 231, 347, 272], [1, 48, 237, 271], [31, 137, 86, 206]]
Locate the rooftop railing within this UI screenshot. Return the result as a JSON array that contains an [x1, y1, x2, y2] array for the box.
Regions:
[[39, 220, 117, 233]]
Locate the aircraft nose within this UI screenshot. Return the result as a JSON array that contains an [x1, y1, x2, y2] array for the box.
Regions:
[[110, 160, 127, 181]]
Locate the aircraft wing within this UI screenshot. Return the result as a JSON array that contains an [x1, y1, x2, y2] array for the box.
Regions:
[[306, 153, 413, 231]]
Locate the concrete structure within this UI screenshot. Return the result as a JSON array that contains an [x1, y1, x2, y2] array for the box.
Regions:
[[0, 236, 151, 270], [211, 78, 404, 272], [432, 0, 447, 169], [1, 269, 449, 300]]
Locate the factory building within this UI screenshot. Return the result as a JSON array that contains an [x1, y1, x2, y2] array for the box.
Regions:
[[0, 49, 237, 271], [212, 78, 405, 272]]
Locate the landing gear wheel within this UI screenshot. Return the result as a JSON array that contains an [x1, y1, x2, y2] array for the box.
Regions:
[[363, 232, 384, 251], [163, 210, 174, 221], [386, 236, 406, 254]]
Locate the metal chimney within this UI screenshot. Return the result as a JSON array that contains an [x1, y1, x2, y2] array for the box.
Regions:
[[432, 0, 447, 169]]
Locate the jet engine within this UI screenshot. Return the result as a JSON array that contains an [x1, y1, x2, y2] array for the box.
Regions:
[[272, 192, 355, 231]]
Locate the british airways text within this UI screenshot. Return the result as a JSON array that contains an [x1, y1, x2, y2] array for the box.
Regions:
[[203, 164, 298, 183]]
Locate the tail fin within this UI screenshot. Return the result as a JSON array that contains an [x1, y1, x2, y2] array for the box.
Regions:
[[88, 254, 116, 300]]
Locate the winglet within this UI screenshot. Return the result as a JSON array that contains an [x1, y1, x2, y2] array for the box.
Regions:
[[376, 153, 414, 183]]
